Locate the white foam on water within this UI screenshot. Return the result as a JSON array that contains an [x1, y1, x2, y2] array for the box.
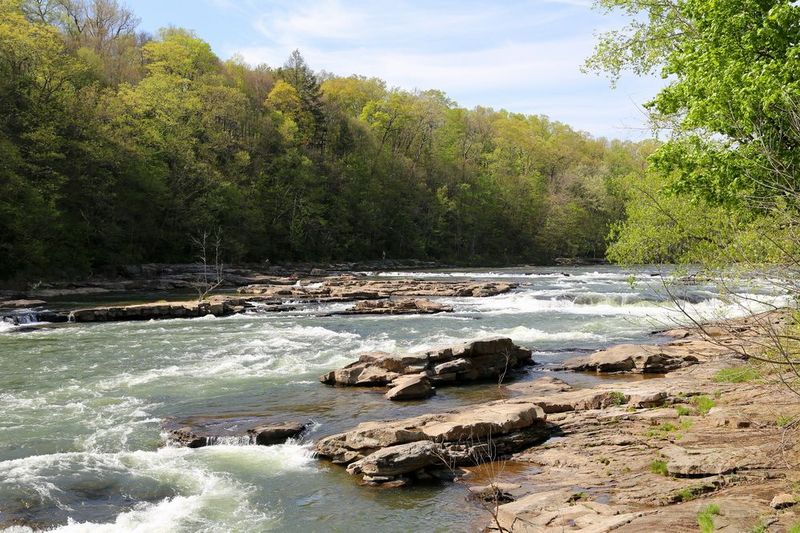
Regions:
[[491, 325, 607, 343], [0, 443, 315, 532], [447, 290, 789, 323], [368, 270, 659, 282]]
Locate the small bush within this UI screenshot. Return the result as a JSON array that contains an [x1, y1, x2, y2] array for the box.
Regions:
[[692, 395, 716, 416], [650, 459, 669, 476], [675, 405, 692, 416], [714, 366, 759, 383], [609, 391, 627, 406], [777, 415, 794, 428], [697, 503, 721, 533]]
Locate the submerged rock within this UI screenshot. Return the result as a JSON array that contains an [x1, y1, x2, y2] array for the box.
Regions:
[[320, 337, 534, 394], [165, 418, 307, 448], [248, 421, 307, 445]]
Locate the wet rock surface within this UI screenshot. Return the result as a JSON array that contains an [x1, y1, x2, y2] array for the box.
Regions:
[[320, 337, 533, 392], [164, 417, 307, 448]]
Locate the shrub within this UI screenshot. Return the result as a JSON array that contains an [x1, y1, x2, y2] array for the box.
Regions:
[[609, 391, 627, 406], [675, 405, 692, 416]]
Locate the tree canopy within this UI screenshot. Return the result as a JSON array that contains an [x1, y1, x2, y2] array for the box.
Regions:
[[589, 0, 800, 265], [0, 0, 653, 280]]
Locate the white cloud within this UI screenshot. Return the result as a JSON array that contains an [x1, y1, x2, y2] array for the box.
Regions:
[[218, 0, 662, 138]]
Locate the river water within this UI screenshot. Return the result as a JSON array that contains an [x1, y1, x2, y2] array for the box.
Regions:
[[0, 267, 787, 532]]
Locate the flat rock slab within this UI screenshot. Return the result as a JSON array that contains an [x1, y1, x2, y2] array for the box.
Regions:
[[238, 277, 516, 300], [0, 299, 47, 309], [315, 398, 549, 485], [561, 343, 700, 374], [661, 443, 772, 477], [320, 337, 533, 394], [333, 298, 453, 316]]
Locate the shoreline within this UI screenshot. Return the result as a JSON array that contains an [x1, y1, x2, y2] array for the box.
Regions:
[[1, 269, 793, 531], [308, 308, 800, 531]]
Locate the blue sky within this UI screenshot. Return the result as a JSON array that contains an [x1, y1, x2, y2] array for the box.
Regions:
[[131, 0, 663, 139]]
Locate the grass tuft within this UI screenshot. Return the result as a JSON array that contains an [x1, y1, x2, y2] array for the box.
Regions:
[[697, 503, 721, 533], [691, 395, 716, 416], [714, 366, 759, 383], [675, 405, 692, 416], [649, 459, 668, 476]]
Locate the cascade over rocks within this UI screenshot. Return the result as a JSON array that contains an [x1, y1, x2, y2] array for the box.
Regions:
[[164, 417, 307, 448], [320, 337, 534, 396]]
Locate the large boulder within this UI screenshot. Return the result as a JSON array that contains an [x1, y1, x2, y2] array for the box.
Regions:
[[320, 337, 534, 395], [346, 441, 446, 477], [385, 374, 435, 401]]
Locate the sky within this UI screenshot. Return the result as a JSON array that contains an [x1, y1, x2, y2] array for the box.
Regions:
[[131, 0, 664, 140]]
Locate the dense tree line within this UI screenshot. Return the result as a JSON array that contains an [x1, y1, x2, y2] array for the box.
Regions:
[[0, 0, 652, 280]]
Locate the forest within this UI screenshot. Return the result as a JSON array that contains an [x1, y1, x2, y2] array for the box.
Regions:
[[0, 0, 655, 280]]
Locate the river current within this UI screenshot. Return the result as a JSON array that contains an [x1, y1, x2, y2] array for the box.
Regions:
[[0, 266, 788, 532]]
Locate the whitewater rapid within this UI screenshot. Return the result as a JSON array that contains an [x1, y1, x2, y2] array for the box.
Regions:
[[0, 266, 789, 531]]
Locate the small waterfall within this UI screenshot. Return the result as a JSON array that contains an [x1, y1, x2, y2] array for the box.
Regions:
[[13, 311, 39, 325], [2, 310, 40, 326], [204, 435, 256, 446]]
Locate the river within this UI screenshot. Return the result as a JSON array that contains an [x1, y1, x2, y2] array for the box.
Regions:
[[0, 266, 786, 532]]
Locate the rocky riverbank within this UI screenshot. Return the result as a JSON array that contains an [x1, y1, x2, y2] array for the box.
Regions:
[[0, 277, 512, 325], [312, 309, 800, 531]]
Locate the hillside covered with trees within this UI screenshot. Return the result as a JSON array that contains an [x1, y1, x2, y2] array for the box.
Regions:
[[0, 0, 654, 280]]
